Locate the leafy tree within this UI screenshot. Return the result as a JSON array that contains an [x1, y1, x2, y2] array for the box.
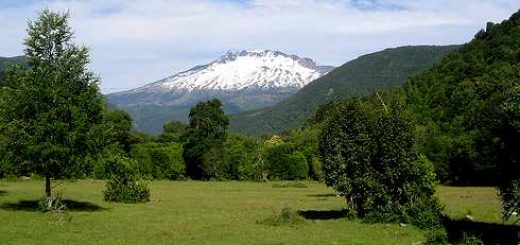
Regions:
[[264, 143, 308, 180], [0, 10, 104, 199], [182, 99, 229, 179], [155, 120, 186, 143], [104, 109, 133, 153], [285, 127, 323, 180], [319, 98, 440, 228], [199, 134, 258, 180], [222, 135, 258, 180], [128, 142, 185, 180]]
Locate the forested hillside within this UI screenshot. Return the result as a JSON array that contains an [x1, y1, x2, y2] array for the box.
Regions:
[[0, 56, 25, 81], [229, 45, 459, 135], [400, 11, 520, 186], [0, 56, 24, 70]]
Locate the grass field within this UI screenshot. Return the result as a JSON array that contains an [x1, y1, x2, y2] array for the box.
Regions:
[[0, 180, 504, 244], [437, 186, 504, 224]]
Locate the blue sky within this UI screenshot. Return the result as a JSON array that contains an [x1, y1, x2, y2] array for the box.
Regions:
[[1, 0, 519, 93]]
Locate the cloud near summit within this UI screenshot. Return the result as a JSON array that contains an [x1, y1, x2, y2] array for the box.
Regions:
[[0, 0, 519, 93]]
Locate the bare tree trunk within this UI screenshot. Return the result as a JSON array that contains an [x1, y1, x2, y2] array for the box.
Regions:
[[45, 175, 51, 198]]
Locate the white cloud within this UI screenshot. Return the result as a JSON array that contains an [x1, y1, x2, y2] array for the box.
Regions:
[[0, 0, 519, 93]]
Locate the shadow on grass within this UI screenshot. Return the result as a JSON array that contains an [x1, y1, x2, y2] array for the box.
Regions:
[[0, 199, 107, 212], [442, 216, 520, 244], [307, 193, 338, 198], [0, 190, 7, 196], [297, 209, 350, 220]]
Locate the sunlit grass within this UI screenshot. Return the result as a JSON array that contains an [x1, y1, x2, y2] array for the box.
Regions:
[[0, 179, 425, 244], [437, 185, 504, 224]]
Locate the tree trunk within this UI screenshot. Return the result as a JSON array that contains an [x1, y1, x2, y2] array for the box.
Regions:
[[45, 175, 51, 198]]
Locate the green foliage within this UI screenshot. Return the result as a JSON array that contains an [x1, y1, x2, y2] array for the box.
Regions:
[[0, 10, 105, 198], [200, 134, 259, 180], [0, 56, 25, 87], [129, 143, 185, 180], [182, 99, 229, 179], [92, 143, 126, 179], [155, 120, 186, 143], [104, 110, 133, 153], [319, 98, 441, 228], [103, 155, 150, 203], [163, 120, 187, 134], [38, 193, 67, 213], [500, 180, 520, 223], [258, 206, 305, 227], [264, 143, 308, 180], [425, 229, 449, 245], [221, 135, 258, 180], [230, 45, 458, 135], [401, 11, 520, 186], [284, 127, 324, 181]]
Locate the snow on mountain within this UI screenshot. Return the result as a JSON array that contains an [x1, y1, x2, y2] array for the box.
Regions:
[[135, 50, 332, 93], [107, 50, 333, 133]]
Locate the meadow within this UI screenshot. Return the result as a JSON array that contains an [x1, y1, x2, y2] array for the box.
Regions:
[[0, 180, 503, 244]]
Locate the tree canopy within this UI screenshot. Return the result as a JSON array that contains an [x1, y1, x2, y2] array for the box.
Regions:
[[319, 97, 440, 228], [182, 99, 229, 179], [0, 10, 105, 199]]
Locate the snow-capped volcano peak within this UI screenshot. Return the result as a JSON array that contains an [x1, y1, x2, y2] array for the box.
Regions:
[[142, 50, 333, 92]]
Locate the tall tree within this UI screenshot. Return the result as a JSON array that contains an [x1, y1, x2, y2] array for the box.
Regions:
[[0, 10, 104, 199], [182, 99, 229, 179]]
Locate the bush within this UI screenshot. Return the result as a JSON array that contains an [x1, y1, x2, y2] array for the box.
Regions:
[[319, 98, 442, 227], [264, 144, 308, 180], [258, 206, 305, 227], [425, 229, 449, 245], [103, 156, 150, 203]]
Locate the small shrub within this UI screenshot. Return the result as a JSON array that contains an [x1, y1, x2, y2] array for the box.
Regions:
[[258, 206, 305, 227], [425, 228, 449, 245], [38, 193, 67, 213], [103, 156, 150, 203]]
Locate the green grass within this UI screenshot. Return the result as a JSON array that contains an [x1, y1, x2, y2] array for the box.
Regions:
[[437, 185, 504, 224], [0, 180, 425, 244]]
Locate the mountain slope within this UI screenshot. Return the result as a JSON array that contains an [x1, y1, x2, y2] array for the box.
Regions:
[[0, 56, 25, 69], [229, 45, 459, 135], [108, 50, 333, 133], [400, 10, 520, 185], [0, 56, 25, 83]]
